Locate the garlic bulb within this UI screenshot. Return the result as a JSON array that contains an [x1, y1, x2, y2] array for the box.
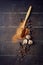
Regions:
[[26, 35, 31, 40], [22, 39, 27, 45], [28, 40, 33, 45]]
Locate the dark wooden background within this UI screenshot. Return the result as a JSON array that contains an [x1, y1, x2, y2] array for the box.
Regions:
[[0, 0, 43, 65]]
